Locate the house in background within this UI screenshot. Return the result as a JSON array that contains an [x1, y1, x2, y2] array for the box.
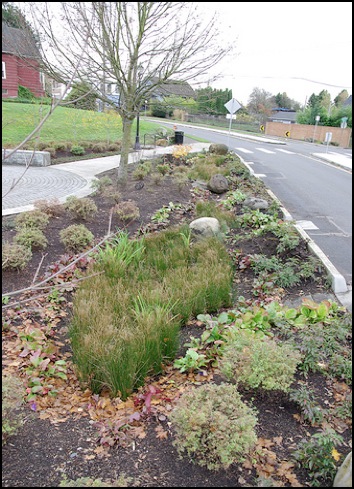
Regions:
[[2, 22, 45, 98], [98, 77, 196, 111], [268, 107, 297, 124]]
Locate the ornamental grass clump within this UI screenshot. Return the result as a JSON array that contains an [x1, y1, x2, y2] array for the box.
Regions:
[[70, 227, 233, 400], [219, 330, 302, 392], [170, 383, 258, 470]]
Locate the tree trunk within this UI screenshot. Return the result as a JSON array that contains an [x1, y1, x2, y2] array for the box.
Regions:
[[118, 117, 133, 184]]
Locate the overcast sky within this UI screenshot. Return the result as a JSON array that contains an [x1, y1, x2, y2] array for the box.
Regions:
[[199, 1, 352, 106]]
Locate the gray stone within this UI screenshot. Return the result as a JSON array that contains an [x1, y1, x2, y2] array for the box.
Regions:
[[333, 451, 352, 487], [208, 174, 229, 194], [189, 217, 220, 238], [243, 197, 269, 210], [2, 149, 51, 167]]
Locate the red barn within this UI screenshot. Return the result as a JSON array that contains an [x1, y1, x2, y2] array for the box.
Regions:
[[2, 22, 45, 98]]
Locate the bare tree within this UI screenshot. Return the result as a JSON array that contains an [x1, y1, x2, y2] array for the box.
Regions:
[[247, 87, 273, 125], [29, 2, 233, 183]]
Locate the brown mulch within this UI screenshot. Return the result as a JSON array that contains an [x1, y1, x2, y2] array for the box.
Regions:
[[2, 154, 352, 488]]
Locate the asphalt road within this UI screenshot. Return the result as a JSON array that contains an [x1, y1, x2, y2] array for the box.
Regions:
[[158, 121, 352, 288]]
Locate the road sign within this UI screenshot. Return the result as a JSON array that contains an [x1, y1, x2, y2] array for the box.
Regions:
[[325, 132, 332, 143], [226, 114, 236, 119], [224, 98, 241, 114], [285, 131, 290, 137], [260, 125, 265, 132], [341, 117, 348, 129]]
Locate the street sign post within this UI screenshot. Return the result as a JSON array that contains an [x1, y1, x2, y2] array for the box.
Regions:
[[224, 98, 242, 146]]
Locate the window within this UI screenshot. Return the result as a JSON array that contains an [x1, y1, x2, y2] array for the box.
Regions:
[[2, 88, 8, 94], [2, 62, 6, 79]]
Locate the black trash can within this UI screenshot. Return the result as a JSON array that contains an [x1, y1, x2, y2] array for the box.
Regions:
[[174, 131, 184, 145]]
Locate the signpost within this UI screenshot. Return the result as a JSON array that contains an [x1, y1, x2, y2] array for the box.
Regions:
[[325, 132, 332, 153], [224, 98, 242, 146]]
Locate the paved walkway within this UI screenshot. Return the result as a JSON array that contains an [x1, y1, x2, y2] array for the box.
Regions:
[[2, 143, 210, 216]]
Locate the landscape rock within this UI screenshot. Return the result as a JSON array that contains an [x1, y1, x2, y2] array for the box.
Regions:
[[207, 174, 229, 194], [243, 197, 269, 210], [189, 217, 220, 238]]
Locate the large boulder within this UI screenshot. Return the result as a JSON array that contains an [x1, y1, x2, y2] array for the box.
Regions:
[[209, 143, 228, 155], [208, 174, 229, 194], [189, 217, 220, 238]]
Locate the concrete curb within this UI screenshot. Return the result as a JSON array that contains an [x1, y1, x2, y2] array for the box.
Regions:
[[237, 153, 349, 300]]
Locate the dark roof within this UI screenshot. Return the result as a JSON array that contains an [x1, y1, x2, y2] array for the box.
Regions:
[[150, 77, 196, 99], [2, 22, 41, 59]]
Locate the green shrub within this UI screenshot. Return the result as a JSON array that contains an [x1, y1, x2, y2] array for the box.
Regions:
[[14, 210, 50, 230], [90, 176, 113, 194], [293, 428, 344, 485], [17, 85, 35, 100], [114, 200, 140, 221], [70, 145, 86, 156], [14, 227, 48, 250], [64, 196, 98, 221], [2, 374, 24, 444], [2, 242, 32, 270], [156, 164, 170, 175], [59, 224, 94, 253], [219, 331, 302, 392], [170, 383, 258, 470]]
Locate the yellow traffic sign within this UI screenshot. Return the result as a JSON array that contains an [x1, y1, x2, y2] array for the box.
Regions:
[[285, 131, 290, 137], [260, 125, 265, 132]]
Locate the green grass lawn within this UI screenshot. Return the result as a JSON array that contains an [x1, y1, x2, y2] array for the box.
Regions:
[[2, 102, 168, 147]]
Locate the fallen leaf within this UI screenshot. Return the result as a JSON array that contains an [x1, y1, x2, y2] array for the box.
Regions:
[[155, 425, 168, 440]]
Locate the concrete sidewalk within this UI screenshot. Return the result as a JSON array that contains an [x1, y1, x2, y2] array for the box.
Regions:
[[2, 143, 210, 216]]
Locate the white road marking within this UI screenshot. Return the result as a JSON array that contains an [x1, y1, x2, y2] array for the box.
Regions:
[[276, 148, 296, 154], [235, 147, 253, 153], [255, 147, 276, 154], [296, 220, 319, 230]]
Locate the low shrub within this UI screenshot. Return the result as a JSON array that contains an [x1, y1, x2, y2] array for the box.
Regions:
[[91, 142, 107, 153], [64, 196, 98, 221], [113, 200, 140, 221], [70, 145, 86, 156], [33, 198, 65, 217], [107, 142, 122, 152], [2, 374, 24, 444], [90, 176, 113, 194], [170, 383, 258, 470], [59, 224, 94, 253], [14, 210, 50, 231], [43, 147, 57, 158], [293, 428, 344, 485], [219, 331, 302, 392], [2, 242, 32, 270], [14, 227, 48, 250]]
